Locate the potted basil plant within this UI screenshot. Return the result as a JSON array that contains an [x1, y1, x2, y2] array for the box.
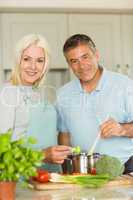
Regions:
[[0, 129, 44, 200]]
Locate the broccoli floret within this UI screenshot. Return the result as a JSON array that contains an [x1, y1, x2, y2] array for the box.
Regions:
[[95, 155, 124, 178]]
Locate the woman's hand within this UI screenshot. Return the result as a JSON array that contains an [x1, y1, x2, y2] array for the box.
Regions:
[[43, 145, 72, 164], [100, 118, 126, 138]]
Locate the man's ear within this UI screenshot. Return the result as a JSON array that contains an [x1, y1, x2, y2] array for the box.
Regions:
[[64, 53, 69, 64], [95, 49, 100, 62]]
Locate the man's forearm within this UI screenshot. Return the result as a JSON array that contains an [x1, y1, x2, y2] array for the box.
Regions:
[[58, 132, 71, 146], [121, 122, 133, 138]]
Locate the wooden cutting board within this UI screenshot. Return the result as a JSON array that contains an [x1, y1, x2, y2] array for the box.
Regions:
[[31, 175, 133, 190]]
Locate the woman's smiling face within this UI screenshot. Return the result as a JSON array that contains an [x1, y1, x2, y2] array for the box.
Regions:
[[20, 44, 45, 86]]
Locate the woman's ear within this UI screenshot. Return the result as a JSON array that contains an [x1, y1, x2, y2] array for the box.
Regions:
[[95, 49, 100, 62]]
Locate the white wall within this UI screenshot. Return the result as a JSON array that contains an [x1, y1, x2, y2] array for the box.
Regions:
[[0, 0, 133, 10]]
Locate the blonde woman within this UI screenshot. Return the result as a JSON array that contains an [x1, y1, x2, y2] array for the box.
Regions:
[[0, 34, 71, 171]]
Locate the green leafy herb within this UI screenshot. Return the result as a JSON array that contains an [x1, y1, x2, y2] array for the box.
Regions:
[[0, 129, 44, 186]]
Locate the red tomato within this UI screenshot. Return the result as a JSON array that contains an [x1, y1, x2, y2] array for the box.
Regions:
[[33, 169, 49, 183], [90, 168, 96, 175]]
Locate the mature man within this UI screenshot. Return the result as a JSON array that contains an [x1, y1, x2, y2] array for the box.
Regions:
[[56, 34, 133, 172]]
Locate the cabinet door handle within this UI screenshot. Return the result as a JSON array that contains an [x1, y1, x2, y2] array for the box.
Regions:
[[116, 64, 120, 68], [125, 64, 129, 69], [116, 64, 121, 70]]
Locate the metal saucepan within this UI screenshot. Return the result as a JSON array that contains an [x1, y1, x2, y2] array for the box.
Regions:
[[62, 153, 101, 174]]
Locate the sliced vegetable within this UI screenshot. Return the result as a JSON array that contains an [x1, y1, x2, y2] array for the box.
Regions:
[[33, 169, 49, 183], [90, 168, 96, 175], [50, 173, 111, 188], [72, 146, 81, 154]]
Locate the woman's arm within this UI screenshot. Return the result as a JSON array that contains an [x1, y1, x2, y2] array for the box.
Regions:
[[42, 145, 71, 164]]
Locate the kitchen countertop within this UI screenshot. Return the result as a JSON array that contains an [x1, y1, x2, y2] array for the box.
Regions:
[[16, 184, 133, 200]]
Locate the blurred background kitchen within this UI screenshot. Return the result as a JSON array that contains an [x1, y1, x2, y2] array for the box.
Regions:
[[0, 0, 133, 99]]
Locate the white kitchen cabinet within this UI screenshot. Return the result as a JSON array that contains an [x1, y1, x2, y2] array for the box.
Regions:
[[0, 14, 4, 84], [68, 14, 133, 79], [1, 13, 68, 70], [121, 15, 133, 78], [68, 14, 122, 73], [1, 13, 133, 80]]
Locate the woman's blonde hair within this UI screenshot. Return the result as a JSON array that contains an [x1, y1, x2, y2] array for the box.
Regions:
[[11, 34, 50, 88]]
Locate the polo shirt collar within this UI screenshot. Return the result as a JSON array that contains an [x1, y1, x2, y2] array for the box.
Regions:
[[75, 67, 107, 93], [95, 67, 107, 91]]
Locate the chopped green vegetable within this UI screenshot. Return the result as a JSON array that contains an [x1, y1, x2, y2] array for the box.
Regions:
[[72, 146, 81, 154], [95, 155, 124, 179], [50, 173, 111, 188]]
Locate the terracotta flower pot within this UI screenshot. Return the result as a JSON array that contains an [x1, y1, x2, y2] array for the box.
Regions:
[[0, 181, 16, 200]]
